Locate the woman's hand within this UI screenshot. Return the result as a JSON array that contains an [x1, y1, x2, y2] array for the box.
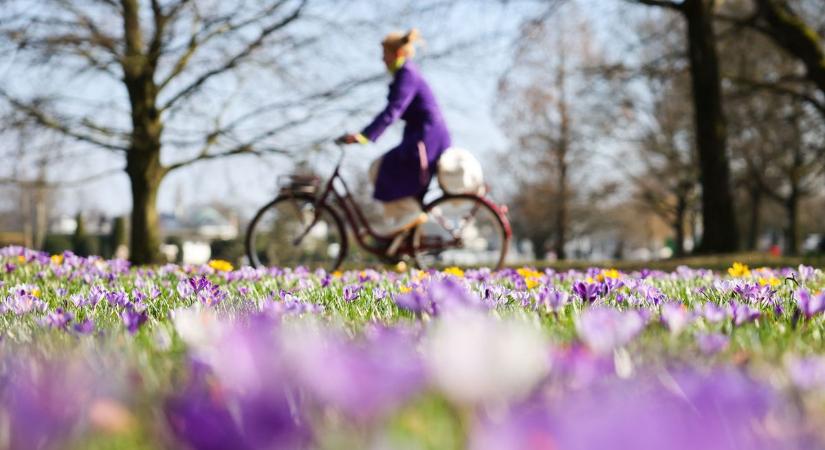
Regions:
[[336, 133, 359, 145], [336, 133, 369, 145]]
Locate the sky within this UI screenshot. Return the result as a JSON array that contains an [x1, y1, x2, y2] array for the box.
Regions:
[[1, 0, 645, 220]]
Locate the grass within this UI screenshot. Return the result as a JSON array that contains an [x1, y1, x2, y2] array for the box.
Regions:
[[0, 248, 824, 448]]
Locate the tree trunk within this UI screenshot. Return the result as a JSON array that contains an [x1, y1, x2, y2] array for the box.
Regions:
[[673, 193, 687, 257], [554, 61, 570, 261], [684, 0, 739, 253], [531, 236, 547, 260], [554, 161, 568, 261], [127, 147, 164, 265], [121, 0, 166, 265], [746, 184, 762, 251], [785, 187, 799, 256]]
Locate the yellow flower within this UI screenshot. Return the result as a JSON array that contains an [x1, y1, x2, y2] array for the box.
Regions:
[[517, 267, 542, 289], [399, 285, 412, 294], [443, 266, 465, 278], [17, 255, 25, 263], [517, 267, 542, 279], [727, 262, 751, 278], [51, 254, 64, 265], [603, 269, 620, 279], [758, 277, 781, 287], [332, 270, 343, 278], [31, 288, 41, 298], [394, 261, 408, 273], [413, 270, 430, 282], [208, 259, 234, 272]]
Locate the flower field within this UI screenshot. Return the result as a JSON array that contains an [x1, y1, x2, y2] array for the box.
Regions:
[[2, 246, 825, 449]]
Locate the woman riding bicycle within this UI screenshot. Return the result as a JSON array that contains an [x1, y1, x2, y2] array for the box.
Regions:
[[339, 28, 451, 235]]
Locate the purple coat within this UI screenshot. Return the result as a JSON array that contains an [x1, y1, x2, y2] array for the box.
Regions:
[[362, 61, 451, 202]]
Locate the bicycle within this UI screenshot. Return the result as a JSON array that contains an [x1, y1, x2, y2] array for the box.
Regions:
[[245, 143, 511, 271]]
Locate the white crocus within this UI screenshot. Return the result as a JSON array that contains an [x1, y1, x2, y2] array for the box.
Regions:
[[171, 305, 223, 352], [425, 310, 549, 405]]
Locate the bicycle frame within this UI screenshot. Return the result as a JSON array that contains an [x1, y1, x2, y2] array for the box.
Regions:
[[311, 147, 414, 258], [300, 145, 513, 260]]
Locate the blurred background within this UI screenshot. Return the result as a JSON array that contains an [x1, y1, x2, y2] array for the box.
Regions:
[[0, 0, 823, 266]]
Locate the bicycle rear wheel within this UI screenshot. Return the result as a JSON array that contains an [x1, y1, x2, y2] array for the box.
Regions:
[[245, 193, 347, 271], [412, 194, 508, 270]]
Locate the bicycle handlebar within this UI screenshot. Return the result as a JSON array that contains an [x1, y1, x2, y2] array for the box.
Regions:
[[334, 141, 346, 168]]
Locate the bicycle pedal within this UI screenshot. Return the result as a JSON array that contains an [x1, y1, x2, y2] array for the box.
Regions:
[[386, 231, 409, 257]]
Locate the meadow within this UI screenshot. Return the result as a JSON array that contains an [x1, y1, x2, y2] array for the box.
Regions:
[[1, 245, 825, 449]]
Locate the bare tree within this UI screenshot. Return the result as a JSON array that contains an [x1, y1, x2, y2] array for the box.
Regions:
[[0, 117, 63, 250], [630, 74, 699, 257], [717, 7, 825, 255], [628, 0, 739, 253], [728, 94, 825, 254], [496, 7, 610, 260], [747, 0, 825, 109], [0, 0, 393, 263]]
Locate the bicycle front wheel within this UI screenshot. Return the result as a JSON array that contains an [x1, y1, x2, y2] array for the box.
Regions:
[[412, 194, 508, 270], [245, 194, 348, 271]]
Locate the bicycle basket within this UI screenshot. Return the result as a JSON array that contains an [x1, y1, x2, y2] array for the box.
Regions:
[[278, 174, 320, 194]]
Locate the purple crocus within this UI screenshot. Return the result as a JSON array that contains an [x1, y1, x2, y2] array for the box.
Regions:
[[176, 278, 194, 298], [342, 284, 361, 303], [635, 283, 666, 305], [660, 303, 692, 335], [88, 285, 105, 306], [42, 308, 74, 329], [575, 308, 645, 354], [1, 357, 96, 450], [106, 290, 130, 307], [427, 278, 480, 312], [729, 301, 761, 326], [394, 289, 431, 314], [549, 344, 615, 388], [572, 281, 600, 303], [122, 307, 148, 334], [395, 278, 480, 315], [8, 289, 47, 315], [699, 302, 727, 323], [166, 366, 251, 450], [536, 287, 568, 313], [283, 326, 425, 421], [165, 361, 309, 450], [797, 264, 817, 282], [70, 293, 88, 307], [794, 288, 825, 319], [73, 318, 96, 334], [196, 283, 227, 306], [696, 332, 729, 355], [786, 356, 825, 390], [470, 369, 801, 450]]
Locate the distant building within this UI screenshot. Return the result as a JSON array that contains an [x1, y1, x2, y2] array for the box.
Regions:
[[160, 205, 241, 264], [160, 205, 239, 241]]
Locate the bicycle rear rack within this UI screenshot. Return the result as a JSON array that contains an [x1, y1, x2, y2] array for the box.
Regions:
[[277, 174, 320, 194]]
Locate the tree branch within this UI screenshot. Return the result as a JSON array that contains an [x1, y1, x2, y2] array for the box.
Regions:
[[160, 0, 306, 111], [0, 166, 123, 188], [158, 0, 291, 90], [627, 0, 684, 12], [752, 0, 825, 95], [729, 76, 825, 119], [165, 143, 273, 173], [0, 89, 129, 152]]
